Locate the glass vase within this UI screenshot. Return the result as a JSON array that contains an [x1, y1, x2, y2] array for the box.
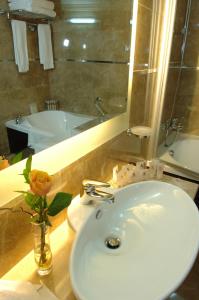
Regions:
[[32, 222, 52, 276]]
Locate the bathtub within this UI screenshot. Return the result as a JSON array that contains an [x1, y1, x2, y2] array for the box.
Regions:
[[5, 111, 96, 153], [158, 133, 199, 180]]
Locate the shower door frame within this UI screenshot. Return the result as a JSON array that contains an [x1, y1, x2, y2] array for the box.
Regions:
[[146, 0, 178, 160]]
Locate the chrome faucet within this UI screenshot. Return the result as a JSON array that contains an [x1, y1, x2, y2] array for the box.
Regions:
[[162, 117, 184, 132], [15, 115, 23, 124], [163, 117, 184, 147], [94, 97, 107, 117], [81, 179, 114, 204]]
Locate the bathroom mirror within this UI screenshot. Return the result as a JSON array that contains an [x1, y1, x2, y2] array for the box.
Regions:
[[156, 0, 199, 180], [0, 0, 138, 204], [0, 0, 133, 161]]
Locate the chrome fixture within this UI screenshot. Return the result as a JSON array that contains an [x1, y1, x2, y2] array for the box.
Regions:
[[45, 99, 59, 110], [81, 179, 114, 204], [170, 118, 184, 131], [15, 115, 23, 124], [169, 149, 174, 157], [105, 236, 121, 249], [94, 97, 107, 117], [162, 117, 184, 147]]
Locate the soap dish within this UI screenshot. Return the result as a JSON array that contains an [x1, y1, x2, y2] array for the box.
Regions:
[[127, 126, 152, 138]]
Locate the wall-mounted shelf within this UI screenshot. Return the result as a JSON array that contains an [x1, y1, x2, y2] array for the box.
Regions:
[[0, 8, 54, 24]]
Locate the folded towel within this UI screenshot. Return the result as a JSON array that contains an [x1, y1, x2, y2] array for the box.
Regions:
[[38, 24, 54, 70], [9, 0, 54, 10], [9, 1, 56, 18], [11, 20, 29, 73]]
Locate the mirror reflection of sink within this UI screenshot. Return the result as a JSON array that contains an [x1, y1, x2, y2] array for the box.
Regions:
[[70, 181, 199, 300]]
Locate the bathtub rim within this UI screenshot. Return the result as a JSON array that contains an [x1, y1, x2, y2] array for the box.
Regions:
[[158, 133, 199, 181]]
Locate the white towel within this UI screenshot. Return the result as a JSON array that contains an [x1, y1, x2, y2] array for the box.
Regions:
[[11, 20, 29, 73], [38, 24, 54, 70], [9, 1, 56, 18], [9, 0, 55, 10]]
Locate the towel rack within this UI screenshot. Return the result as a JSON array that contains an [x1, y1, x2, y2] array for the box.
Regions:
[[0, 8, 53, 25]]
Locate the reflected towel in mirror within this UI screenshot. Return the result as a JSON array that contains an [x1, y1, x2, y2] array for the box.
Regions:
[[11, 20, 29, 73], [38, 24, 54, 70]]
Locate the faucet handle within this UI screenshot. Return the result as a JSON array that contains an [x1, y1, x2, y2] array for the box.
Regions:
[[15, 114, 23, 124], [95, 97, 103, 104], [82, 179, 110, 189], [80, 179, 114, 204], [80, 179, 110, 197]]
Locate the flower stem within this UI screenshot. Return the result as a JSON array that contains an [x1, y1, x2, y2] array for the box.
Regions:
[[39, 222, 46, 266]]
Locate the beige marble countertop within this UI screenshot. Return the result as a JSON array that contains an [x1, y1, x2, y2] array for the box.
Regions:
[[1, 221, 77, 300]]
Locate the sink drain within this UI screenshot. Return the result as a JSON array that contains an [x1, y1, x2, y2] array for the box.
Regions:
[[105, 236, 121, 250]]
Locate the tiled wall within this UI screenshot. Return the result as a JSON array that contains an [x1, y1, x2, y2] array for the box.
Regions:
[[0, 0, 131, 154], [160, 0, 199, 140], [173, 0, 199, 135], [130, 0, 153, 127], [49, 1, 131, 116]]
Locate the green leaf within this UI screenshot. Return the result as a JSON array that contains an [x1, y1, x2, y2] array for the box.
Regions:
[[47, 192, 72, 216], [24, 192, 41, 211], [11, 152, 23, 165], [23, 156, 32, 183]]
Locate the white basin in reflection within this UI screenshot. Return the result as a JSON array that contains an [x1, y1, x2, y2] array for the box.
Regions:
[[70, 181, 199, 300]]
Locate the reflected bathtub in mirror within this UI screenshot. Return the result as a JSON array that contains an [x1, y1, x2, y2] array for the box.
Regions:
[[5, 110, 98, 153]]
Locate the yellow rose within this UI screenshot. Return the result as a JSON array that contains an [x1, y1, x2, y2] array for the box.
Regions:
[[29, 169, 52, 196], [0, 157, 9, 170]]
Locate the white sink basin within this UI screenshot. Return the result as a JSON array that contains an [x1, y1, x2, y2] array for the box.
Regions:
[[70, 181, 199, 300]]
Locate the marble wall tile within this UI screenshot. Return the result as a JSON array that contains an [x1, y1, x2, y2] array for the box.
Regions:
[[183, 0, 199, 68], [134, 3, 152, 67], [158, 0, 199, 143], [129, 0, 154, 128], [52, 1, 131, 63], [175, 0, 199, 130], [168, 68, 199, 135], [170, 35, 183, 64], [184, 30, 199, 67], [139, 0, 153, 10], [177, 70, 199, 97], [173, 0, 187, 33], [130, 72, 148, 126], [161, 68, 180, 123], [49, 61, 128, 115], [188, 0, 199, 29], [49, 0, 131, 117]]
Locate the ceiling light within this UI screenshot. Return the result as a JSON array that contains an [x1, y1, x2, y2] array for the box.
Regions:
[[69, 18, 96, 24]]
